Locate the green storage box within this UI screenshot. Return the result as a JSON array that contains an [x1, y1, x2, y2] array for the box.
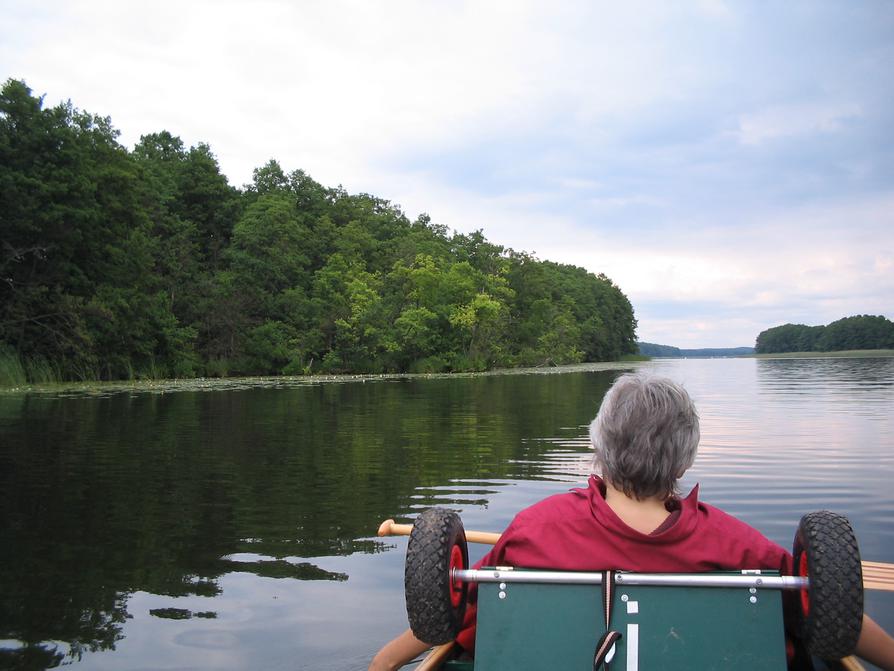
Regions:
[[471, 570, 787, 671]]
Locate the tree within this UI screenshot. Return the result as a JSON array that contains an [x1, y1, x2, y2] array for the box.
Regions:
[[176, 143, 240, 266], [505, 254, 635, 364], [449, 292, 508, 369], [1, 79, 642, 381], [310, 254, 385, 371], [228, 193, 312, 307], [248, 159, 289, 196], [755, 316, 894, 353], [818, 315, 894, 351], [1, 79, 194, 379]]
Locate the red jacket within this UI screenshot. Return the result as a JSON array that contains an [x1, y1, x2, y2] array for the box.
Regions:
[[456, 475, 793, 652]]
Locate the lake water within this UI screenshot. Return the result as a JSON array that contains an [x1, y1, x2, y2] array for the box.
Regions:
[[1, 357, 892, 670]]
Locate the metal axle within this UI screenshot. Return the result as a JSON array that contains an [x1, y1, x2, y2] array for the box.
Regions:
[[452, 568, 809, 590]]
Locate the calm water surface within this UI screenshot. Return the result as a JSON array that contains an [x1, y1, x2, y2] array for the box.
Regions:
[[1, 358, 892, 670]]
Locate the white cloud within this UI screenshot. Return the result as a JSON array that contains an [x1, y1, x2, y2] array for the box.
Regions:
[[2, 1, 715, 186], [736, 102, 863, 146], [553, 177, 606, 191], [694, 0, 734, 20]]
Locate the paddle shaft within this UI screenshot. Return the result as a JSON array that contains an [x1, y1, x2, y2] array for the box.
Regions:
[[377, 519, 501, 545], [415, 642, 455, 671], [377, 519, 894, 592]]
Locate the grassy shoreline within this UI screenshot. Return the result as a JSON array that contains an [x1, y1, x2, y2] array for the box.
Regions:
[[4, 350, 891, 395], [751, 349, 894, 359], [0, 360, 649, 397]]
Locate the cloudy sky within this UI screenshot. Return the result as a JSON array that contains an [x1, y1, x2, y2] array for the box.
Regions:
[[2, 1, 892, 347]]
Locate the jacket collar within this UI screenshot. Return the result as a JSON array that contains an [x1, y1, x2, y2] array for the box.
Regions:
[[584, 474, 700, 541]]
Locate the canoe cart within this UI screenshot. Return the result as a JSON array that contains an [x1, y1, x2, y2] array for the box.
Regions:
[[379, 507, 881, 671]]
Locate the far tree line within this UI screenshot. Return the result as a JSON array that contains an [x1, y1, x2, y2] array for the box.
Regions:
[[636, 343, 755, 358], [0, 79, 638, 383], [755, 315, 894, 354]]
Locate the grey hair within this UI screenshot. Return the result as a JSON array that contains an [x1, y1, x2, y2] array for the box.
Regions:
[[589, 373, 699, 500]]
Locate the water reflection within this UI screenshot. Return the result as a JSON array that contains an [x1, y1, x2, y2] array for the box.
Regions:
[[1, 359, 892, 670], [0, 370, 616, 668]]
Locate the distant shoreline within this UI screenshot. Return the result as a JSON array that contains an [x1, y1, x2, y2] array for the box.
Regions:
[[751, 349, 894, 359]]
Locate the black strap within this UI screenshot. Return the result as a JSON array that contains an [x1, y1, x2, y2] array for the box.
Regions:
[[593, 570, 623, 671]]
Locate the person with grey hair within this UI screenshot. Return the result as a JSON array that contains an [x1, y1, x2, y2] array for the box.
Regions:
[[591, 372, 699, 498], [370, 373, 894, 671]]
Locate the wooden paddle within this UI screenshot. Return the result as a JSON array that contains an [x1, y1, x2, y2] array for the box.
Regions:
[[861, 561, 894, 592], [377, 519, 894, 593], [378, 519, 502, 545], [415, 642, 456, 671], [839, 656, 866, 671]]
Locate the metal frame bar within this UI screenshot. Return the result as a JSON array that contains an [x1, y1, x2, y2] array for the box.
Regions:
[[452, 568, 808, 590]]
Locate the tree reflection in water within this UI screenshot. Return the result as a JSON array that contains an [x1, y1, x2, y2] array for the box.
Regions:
[[0, 371, 616, 668]]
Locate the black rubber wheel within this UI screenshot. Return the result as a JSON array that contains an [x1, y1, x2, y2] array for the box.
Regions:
[[793, 511, 863, 660], [404, 507, 469, 644]]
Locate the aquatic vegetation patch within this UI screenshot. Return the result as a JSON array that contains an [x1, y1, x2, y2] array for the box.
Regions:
[[0, 361, 643, 398]]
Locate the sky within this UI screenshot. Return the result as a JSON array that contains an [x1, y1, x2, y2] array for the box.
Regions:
[[2, 0, 892, 348]]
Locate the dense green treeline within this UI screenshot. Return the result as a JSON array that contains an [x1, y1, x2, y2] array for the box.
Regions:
[[755, 315, 894, 354], [0, 79, 637, 382]]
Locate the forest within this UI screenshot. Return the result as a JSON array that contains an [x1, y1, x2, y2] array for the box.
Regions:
[[754, 315, 894, 354], [0, 79, 637, 383]]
